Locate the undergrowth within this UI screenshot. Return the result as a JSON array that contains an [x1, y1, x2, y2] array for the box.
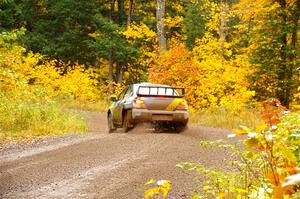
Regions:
[[59, 98, 109, 112], [145, 99, 300, 198], [0, 86, 88, 143], [189, 108, 262, 129], [0, 29, 97, 143]]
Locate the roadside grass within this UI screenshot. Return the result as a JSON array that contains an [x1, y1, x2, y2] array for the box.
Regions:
[[189, 108, 263, 129], [0, 31, 104, 143], [59, 98, 109, 112], [0, 96, 88, 143], [0, 83, 89, 143]]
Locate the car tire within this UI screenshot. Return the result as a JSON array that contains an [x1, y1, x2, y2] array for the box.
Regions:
[[174, 122, 187, 133], [122, 111, 132, 133], [154, 122, 164, 132], [108, 113, 116, 133]]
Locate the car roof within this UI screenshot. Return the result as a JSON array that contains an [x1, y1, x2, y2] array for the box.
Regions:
[[133, 82, 171, 88]]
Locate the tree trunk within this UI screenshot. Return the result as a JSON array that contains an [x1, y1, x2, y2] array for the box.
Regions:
[[110, 0, 115, 21], [116, 63, 124, 84], [108, 51, 114, 94], [117, 0, 125, 25], [291, 0, 299, 50], [127, 0, 134, 27], [277, 0, 289, 107], [286, 0, 300, 107], [109, 0, 115, 95], [156, 0, 167, 52]]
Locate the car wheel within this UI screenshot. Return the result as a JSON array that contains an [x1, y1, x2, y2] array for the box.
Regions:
[[174, 122, 187, 133], [108, 113, 116, 133], [122, 111, 132, 133], [154, 122, 163, 132]]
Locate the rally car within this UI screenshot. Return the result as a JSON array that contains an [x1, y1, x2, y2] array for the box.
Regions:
[[107, 82, 189, 133]]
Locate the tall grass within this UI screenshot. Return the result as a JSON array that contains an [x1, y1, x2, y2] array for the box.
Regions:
[[0, 94, 88, 140], [0, 79, 88, 141], [189, 108, 263, 130], [58, 97, 109, 112]]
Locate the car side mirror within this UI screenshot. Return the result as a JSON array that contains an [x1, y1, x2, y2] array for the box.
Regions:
[[110, 96, 117, 102]]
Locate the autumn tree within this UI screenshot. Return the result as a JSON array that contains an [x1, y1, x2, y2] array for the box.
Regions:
[[234, 0, 299, 108]]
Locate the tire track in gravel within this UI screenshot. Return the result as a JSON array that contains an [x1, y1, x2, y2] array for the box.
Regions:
[[0, 112, 233, 199]]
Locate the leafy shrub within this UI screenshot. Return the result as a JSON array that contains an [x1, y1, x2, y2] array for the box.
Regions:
[[0, 66, 88, 141], [1, 29, 102, 103], [0, 29, 93, 141], [178, 99, 300, 198], [143, 179, 172, 199]]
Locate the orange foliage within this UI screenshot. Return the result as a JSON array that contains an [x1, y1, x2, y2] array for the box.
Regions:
[[149, 43, 197, 105], [149, 41, 255, 111]]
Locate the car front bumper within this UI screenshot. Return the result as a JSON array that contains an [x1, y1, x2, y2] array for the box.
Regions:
[[131, 108, 189, 123]]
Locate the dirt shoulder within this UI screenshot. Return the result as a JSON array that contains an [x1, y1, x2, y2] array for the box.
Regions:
[[0, 112, 234, 199]]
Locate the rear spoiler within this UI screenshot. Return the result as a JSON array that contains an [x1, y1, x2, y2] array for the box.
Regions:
[[137, 86, 185, 98]]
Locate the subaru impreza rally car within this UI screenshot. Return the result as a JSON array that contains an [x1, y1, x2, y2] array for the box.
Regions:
[[107, 82, 189, 133]]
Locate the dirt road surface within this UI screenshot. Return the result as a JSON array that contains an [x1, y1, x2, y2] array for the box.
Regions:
[[0, 112, 234, 199]]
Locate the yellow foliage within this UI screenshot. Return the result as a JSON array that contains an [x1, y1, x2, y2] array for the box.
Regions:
[[164, 15, 183, 29], [1, 45, 101, 103], [54, 64, 100, 102], [144, 179, 172, 199], [294, 87, 300, 102], [149, 0, 256, 112], [149, 39, 255, 112], [233, 0, 280, 22], [292, 69, 300, 105], [204, 1, 222, 34], [121, 22, 157, 43], [0, 35, 88, 139], [170, 2, 184, 13], [121, 22, 158, 69]]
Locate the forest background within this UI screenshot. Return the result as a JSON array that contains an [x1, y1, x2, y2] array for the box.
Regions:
[[0, 0, 299, 137], [1, 1, 300, 198]]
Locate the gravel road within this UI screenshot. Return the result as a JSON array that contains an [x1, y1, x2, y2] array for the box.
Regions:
[[0, 112, 234, 199]]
